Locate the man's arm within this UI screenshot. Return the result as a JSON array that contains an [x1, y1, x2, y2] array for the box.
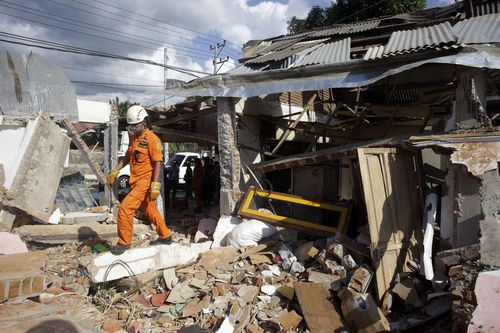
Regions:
[[152, 161, 162, 183]]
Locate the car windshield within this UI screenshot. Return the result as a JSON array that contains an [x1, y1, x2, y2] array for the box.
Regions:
[[167, 154, 185, 166]]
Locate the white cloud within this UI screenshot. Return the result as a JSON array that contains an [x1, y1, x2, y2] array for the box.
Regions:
[[0, 0, 315, 104]]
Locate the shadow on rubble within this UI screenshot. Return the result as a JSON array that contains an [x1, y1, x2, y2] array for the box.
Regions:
[[25, 319, 79, 333]]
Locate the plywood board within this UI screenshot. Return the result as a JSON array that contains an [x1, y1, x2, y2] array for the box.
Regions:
[[294, 282, 347, 333], [357, 148, 423, 301]]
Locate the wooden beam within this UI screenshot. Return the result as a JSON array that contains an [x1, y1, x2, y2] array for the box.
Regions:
[[152, 106, 217, 127], [152, 126, 217, 144], [270, 94, 316, 156]]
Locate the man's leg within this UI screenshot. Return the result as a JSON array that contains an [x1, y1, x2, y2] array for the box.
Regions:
[[141, 198, 171, 241], [114, 183, 148, 252]]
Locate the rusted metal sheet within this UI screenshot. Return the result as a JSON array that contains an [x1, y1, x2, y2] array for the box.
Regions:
[[356, 147, 423, 301]]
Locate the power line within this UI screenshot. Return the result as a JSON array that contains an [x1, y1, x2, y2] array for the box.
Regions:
[[87, 0, 243, 53], [0, 0, 220, 59], [0, 9, 214, 62], [73, 81, 149, 93], [62, 66, 164, 83], [0, 31, 211, 77], [71, 80, 163, 87], [47, 0, 241, 57]]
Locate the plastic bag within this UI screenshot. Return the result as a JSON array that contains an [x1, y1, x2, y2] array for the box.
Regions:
[[227, 218, 277, 249]]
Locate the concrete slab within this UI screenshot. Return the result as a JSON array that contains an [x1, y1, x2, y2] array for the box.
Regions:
[[60, 212, 112, 225], [14, 222, 149, 244], [468, 270, 500, 333], [2, 116, 70, 225], [90, 241, 212, 283], [0, 231, 28, 254]]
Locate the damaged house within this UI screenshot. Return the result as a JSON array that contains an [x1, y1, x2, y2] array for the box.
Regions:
[[0, 1, 499, 333], [160, 1, 499, 331]]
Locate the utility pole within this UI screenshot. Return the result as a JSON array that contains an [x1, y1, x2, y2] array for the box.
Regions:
[[164, 47, 169, 108], [210, 40, 229, 74]]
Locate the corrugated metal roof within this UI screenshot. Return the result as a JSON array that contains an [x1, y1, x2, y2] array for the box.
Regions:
[[0, 51, 78, 120], [310, 20, 380, 37], [274, 30, 313, 41], [247, 39, 327, 64], [56, 173, 97, 213], [453, 13, 500, 44], [295, 38, 351, 67], [383, 21, 457, 56], [364, 45, 385, 60]]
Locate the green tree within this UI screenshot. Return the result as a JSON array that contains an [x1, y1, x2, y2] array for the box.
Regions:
[[109, 97, 137, 118], [288, 0, 426, 34]]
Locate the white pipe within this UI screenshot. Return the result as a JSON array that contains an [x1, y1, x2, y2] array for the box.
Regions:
[[423, 192, 438, 281]]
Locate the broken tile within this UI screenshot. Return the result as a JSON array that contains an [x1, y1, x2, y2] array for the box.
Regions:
[[182, 295, 211, 318], [197, 246, 239, 275], [237, 285, 259, 304], [279, 310, 303, 331], [277, 284, 295, 300], [167, 280, 197, 304], [163, 268, 178, 290], [260, 284, 276, 296], [151, 292, 169, 307], [307, 270, 343, 291], [294, 242, 319, 262], [189, 277, 207, 289], [263, 264, 280, 276]]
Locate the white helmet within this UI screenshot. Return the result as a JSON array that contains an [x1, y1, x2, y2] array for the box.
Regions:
[[126, 105, 148, 124]]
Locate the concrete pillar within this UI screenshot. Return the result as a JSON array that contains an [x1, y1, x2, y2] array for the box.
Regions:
[[217, 97, 241, 216], [447, 67, 490, 130], [103, 105, 119, 215], [478, 170, 500, 267]]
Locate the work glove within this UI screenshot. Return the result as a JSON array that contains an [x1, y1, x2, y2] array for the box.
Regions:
[[106, 168, 120, 186], [150, 182, 161, 201]]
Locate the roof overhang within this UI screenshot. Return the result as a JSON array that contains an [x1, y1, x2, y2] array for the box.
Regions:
[[158, 46, 500, 98]]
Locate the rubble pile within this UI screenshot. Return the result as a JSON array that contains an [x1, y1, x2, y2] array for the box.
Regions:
[[4, 222, 482, 333]]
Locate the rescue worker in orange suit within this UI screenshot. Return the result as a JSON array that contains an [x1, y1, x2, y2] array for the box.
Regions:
[[106, 105, 172, 255]]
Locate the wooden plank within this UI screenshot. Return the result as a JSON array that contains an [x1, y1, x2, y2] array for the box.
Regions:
[[270, 94, 316, 156], [357, 148, 423, 301], [63, 119, 106, 185], [294, 282, 347, 333]]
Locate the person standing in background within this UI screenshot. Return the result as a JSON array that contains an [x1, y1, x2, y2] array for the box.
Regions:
[[184, 160, 193, 202], [193, 158, 204, 213]]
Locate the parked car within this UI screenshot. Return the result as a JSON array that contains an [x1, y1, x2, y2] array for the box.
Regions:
[[165, 152, 200, 185]]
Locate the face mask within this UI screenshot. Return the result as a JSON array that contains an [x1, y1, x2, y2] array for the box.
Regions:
[[128, 123, 144, 137]]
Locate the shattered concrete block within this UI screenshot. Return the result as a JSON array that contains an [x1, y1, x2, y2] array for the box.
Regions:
[[294, 242, 319, 262], [326, 242, 348, 261], [468, 270, 500, 333], [290, 261, 305, 274], [0, 232, 28, 254], [392, 278, 424, 308], [307, 270, 344, 291], [90, 241, 212, 283], [1, 116, 70, 227]]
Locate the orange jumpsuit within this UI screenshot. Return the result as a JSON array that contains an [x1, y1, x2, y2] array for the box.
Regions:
[[117, 128, 171, 246]]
